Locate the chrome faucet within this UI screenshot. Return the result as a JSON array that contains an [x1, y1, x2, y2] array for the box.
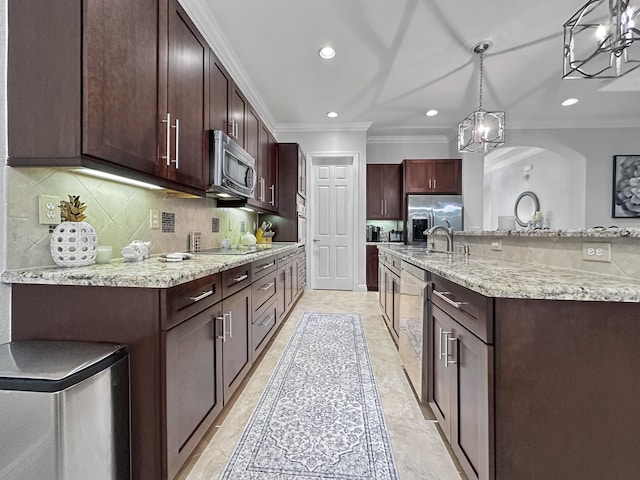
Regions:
[[425, 219, 454, 252]]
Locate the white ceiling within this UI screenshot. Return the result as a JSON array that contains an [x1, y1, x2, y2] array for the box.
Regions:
[[183, 0, 640, 138]]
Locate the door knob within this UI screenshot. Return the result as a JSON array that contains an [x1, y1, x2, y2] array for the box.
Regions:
[[313, 238, 320, 243]]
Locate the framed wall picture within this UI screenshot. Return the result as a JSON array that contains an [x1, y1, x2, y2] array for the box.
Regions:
[[613, 155, 640, 218]]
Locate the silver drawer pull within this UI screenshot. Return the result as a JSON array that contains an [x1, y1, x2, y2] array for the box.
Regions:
[[433, 290, 468, 309], [217, 314, 227, 342], [260, 261, 276, 270], [260, 314, 275, 327], [445, 336, 458, 367], [189, 290, 213, 302], [233, 274, 249, 283], [259, 282, 275, 291]]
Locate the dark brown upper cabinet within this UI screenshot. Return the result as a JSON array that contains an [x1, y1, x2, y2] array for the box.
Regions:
[[163, 1, 209, 190], [229, 84, 247, 148], [366, 164, 403, 220], [7, 0, 208, 195], [403, 159, 462, 195], [209, 51, 232, 135]]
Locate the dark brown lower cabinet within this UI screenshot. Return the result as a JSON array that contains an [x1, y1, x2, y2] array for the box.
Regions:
[[426, 271, 640, 480], [366, 245, 379, 291], [430, 303, 493, 480], [221, 287, 252, 404], [164, 302, 223, 479]]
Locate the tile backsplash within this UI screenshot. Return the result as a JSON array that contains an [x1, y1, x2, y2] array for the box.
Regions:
[[6, 167, 257, 269]]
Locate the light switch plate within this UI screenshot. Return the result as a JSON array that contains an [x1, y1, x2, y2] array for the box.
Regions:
[[150, 209, 160, 229], [582, 242, 611, 262], [38, 195, 60, 225], [491, 238, 502, 251]]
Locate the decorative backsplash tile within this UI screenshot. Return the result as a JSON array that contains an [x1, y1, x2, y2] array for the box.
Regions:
[[5, 167, 257, 269]]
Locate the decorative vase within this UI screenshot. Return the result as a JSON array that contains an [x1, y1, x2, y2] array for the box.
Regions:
[[50, 221, 98, 267]]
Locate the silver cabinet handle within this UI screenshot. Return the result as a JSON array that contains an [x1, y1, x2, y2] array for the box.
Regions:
[[228, 311, 233, 338], [217, 314, 227, 342], [172, 118, 180, 169], [445, 336, 458, 367], [234, 120, 238, 139], [381, 200, 384, 215], [433, 178, 436, 190], [189, 290, 213, 302], [260, 261, 276, 270], [439, 328, 445, 360], [259, 282, 275, 291], [269, 185, 275, 206], [433, 290, 468, 309], [162, 112, 171, 166], [227, 120, 234, 137], [233, 274, 249, 283], [260, 314, 275, 327]]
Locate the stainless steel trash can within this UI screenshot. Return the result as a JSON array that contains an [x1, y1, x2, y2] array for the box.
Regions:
[[0, 341, 130, 480]]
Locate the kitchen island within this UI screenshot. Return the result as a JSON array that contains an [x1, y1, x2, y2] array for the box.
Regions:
[[1, 242, 306, 480], [378, 243, 640, 480]]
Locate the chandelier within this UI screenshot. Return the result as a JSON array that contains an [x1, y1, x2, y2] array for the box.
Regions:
[[457, 42, 505, 154], [563, 0, 640, 79]]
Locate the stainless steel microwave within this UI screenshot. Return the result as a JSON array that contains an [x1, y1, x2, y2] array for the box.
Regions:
[[207, 130, 256, 199]]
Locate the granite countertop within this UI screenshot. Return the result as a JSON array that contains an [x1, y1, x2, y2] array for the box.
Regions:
[[455, 226, 640, 238], [378, 244, 640, 303], [0, 243, 301, 289]]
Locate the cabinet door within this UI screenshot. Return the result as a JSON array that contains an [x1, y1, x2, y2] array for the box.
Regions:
[[164, 302, 223, 479], [209, 51, 231, 134], [366, 246, 379, 291], [230, 85, 246, 147], [383, 164, 403, 218], [378, 263, 386, 310], [429, 304, 454, 439], [222, 287, 252, 403], [260, 123, 278, 211], [84, 0, 160, 175], [392, 272, 401, 337], [366, 165, 384, 219], [167, 2, 209, 190], [432, 159, 462, 194], [451, 321, 493, 480], [276, 265, 287, 322], [404, 160, 433, 194]]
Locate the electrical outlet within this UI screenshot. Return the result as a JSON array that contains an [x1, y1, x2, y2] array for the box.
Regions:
[[582, 242, 611, 262], [38, 195, 60, 225], [491, 238, 502, 251], [150, 209, 160, 229], [240, 220, 246, 233]]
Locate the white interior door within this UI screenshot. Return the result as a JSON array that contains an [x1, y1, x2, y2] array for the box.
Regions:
[[311, 159, 354, 290]]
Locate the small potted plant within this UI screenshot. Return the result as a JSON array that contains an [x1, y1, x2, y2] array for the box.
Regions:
[[50, 195, 98, 267]]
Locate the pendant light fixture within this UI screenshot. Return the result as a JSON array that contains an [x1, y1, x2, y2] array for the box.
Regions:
[[563, 0, 640, 79], [458, 41, 505, 154]]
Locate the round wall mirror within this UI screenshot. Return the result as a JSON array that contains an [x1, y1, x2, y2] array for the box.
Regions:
[[514, 191, 540, 227]]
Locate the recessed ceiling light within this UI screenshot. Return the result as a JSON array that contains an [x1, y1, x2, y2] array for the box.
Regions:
[[425, 109, 439, 117], [561, 98, 579, 106], [326, 111, 338, 118], [318, 46, 336, 59]]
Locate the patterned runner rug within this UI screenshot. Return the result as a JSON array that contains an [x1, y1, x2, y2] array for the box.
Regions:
[[220, 312, 399, 480]]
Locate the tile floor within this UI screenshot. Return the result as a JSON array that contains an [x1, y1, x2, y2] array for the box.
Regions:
[[177, 290, 464, 480]]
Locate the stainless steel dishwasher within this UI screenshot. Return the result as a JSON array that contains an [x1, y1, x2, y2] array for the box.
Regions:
[[0, 341, 130, 480], [398, 260, 429, 402]]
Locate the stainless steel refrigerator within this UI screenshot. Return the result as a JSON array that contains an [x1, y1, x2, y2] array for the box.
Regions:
[[406, 194, 463, 244]]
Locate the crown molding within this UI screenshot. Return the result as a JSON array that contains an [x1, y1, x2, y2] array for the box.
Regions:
[[366, 135, 449, 144], [180, 0, 277, 131], [276, 122, 373, 134]]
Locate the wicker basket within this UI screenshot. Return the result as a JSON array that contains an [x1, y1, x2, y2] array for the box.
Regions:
[[50, 221, 98, 267]]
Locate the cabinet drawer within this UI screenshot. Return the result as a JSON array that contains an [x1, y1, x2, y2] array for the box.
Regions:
[[252, 299, 277, 358], [163, 274, 222, 330], [277, 250, 297, 267], [252, 255, 277, 281], [430, 274, 494, 344], [387, 253, 402, 276], [222, 264, 252, 299], [252, 270, 277, 313]]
